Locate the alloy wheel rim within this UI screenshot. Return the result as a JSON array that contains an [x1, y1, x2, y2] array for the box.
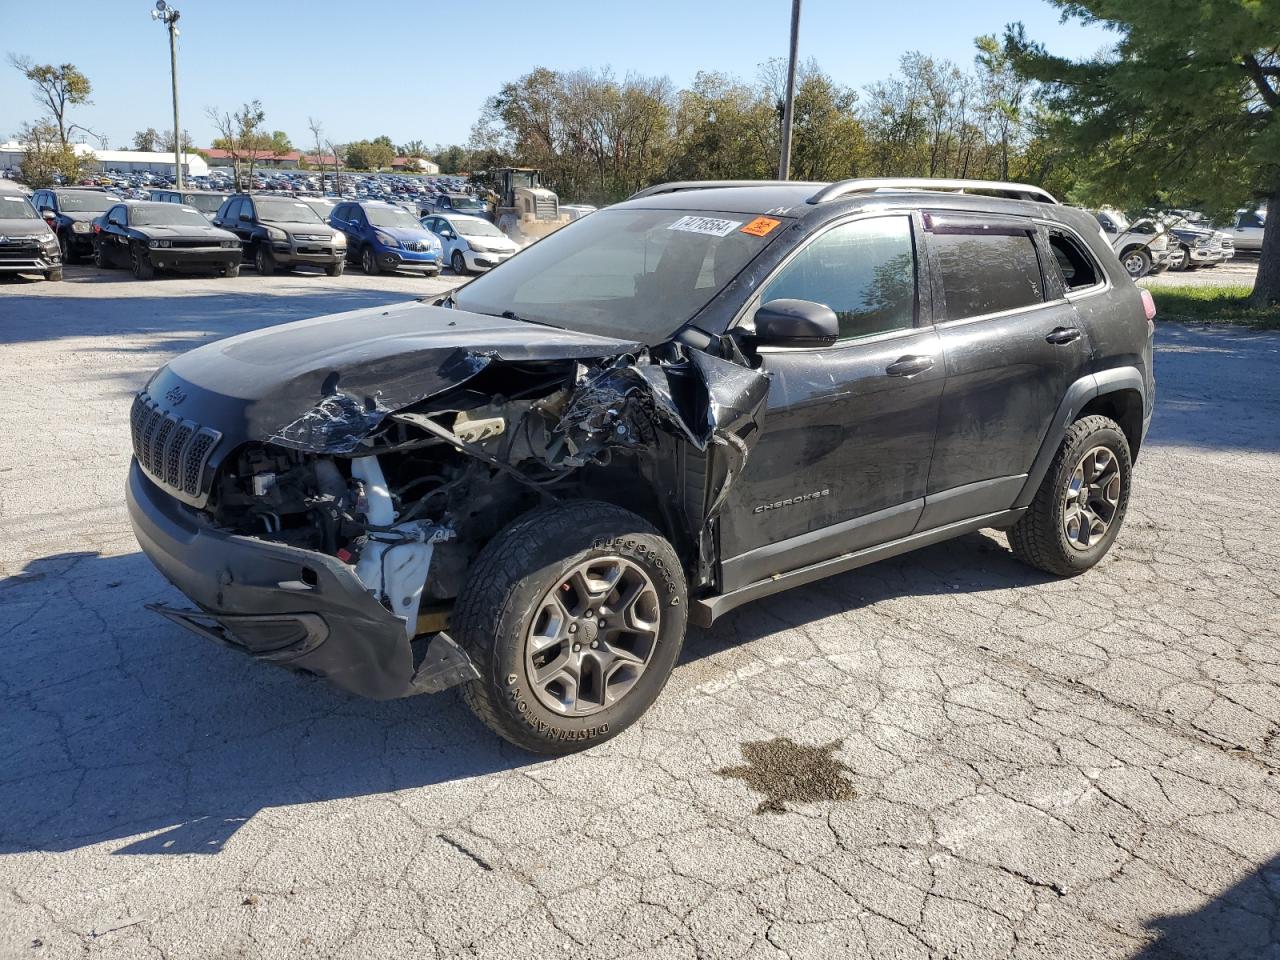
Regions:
[[363, 248, 374, 272], [1062, 445, 1122, 550], [1124, 253, 1145, 276], [524, 556, 661, 717]]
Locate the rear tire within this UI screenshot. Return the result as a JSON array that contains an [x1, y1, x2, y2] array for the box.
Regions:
[[1008, 415, 1132, 577], [454, 501, 688, 754]]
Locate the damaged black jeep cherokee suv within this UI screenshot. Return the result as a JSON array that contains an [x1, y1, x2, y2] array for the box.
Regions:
[[127, 177, 1155, 754]]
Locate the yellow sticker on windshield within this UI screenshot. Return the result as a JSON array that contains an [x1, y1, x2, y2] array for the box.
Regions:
[[741, 216, 782, 237]]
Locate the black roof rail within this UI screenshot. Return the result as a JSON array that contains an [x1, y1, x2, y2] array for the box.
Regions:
[[627, 180, 822, 200], [807, 177, 1058, 205]]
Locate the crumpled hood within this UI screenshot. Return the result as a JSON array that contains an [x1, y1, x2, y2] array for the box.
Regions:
[[145, 300, 643, 455]]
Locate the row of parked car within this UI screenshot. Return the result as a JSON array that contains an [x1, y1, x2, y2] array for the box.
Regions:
[[1093, 206, 1266, 278], [1, 185, 520, 282]]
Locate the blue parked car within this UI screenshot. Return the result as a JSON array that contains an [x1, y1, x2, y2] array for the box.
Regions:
[[329, 200, 442, 276]]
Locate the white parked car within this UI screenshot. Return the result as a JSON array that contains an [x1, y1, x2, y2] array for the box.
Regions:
[[421, 213, 519, 275], [1092, 208, 1171, 278], [1228, 209, 1266, 252]]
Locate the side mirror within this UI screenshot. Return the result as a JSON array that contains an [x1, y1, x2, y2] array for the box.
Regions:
[[239, 212, 251, 222], [40, 208, 55, 219], [753, 299, 839, 347]]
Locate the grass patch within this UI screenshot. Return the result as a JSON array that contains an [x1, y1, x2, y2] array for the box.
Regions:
[[1149, 285, 1280, 330]]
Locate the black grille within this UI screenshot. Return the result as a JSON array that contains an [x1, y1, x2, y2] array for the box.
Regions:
[[130, 392, 221, 500]]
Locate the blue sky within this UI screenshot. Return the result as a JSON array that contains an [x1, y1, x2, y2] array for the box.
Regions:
[[0, 0, 1114, 151]]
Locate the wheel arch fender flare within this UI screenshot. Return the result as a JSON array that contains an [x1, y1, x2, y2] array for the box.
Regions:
[[1014, 367, 1146, 509]]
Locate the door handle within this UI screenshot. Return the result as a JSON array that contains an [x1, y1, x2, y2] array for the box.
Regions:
[[1045, 326, 1081, 345], [885, 355, 935, 377]]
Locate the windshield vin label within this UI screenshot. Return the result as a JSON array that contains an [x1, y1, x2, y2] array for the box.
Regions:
[[667, 215, 743, 238]]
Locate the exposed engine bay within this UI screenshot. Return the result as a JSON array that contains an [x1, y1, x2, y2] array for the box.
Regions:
[[199, 345, 769, 638]]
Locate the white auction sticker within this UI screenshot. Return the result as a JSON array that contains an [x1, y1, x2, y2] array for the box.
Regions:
[[667, 215, 743, 238]]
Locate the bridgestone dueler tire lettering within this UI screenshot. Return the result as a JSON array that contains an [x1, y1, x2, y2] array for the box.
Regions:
[[453, 501, 688, 755], [1008, 414, 1132, 577]]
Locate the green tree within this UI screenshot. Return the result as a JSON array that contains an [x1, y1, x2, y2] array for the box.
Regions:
[[344, 138, 395, 170], [133, 127, 161, 151], [1005, 3, 1280, 306], [8, 55, 95, 146], [17, 120, 94, 188]]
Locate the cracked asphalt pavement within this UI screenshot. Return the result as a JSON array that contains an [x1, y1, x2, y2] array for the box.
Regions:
[[2, 267, 1279, 959]]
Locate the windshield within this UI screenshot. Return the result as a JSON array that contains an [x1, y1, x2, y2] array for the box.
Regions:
[[182, 193, 226, 213], [56, 191, 113, 213], [455, 218, 504, 238], [301, 199, 334, 217], [451, 197, 485, 212], [255, 198, 322, 222], [0, 196, 38, 220], [453, 208, 782, 343], [131, 204, 210, 227], [366, 205, 422, 229]]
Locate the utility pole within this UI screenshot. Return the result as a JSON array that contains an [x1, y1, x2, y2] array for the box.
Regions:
[[151, 1, 183, 189], [777, 0, 802, 180]]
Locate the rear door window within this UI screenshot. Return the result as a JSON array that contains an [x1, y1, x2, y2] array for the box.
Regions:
[[1047, 231, 1102, 292], [759, 215, 917, 342], [930, 221, 1045, 321]]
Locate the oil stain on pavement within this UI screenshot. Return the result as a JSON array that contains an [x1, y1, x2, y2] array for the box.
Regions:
[[718, 737, 857, 813]]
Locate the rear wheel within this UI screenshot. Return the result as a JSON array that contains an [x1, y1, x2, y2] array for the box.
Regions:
[[130, 246, 155, 280], [1008, 415, 1132, 577], [255, 245, 276, 276], [451, 250, 467, 275], [454, 501, 687, 754]]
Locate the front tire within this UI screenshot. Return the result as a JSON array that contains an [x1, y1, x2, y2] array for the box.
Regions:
[[1121, 248, 1151, 279], [454, 501, 688, 754], [325, 260, 345, 277], [45, 267, 63, 282], [93, 241, 111, 269], [451, 250, 467, 276], [59, 233, 79, 265], [130, 246, 155, 280], [361, 246, 380, 275], [255, 245, 276, 276], [1008, 415, 1132, 577], [223, 262, 240, 278]]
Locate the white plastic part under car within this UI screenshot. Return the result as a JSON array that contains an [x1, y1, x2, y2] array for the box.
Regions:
[[350, 456, 451, 637]]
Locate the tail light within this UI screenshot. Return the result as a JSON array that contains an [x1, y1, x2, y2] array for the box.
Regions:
[[1139, 288, 1157, 334]]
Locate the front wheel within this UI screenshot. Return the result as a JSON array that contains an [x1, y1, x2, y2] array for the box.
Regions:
[[60, 233, 79, 265], [1008, 415, 1132, 577], [450, 250, 468, 276], [325, 260, 345, 277], [93, 241, 111, 269], [130, 246, 155, 280], [223, 262, 240, 278], [361, 246, 380, 275], [255, 245, 276, 276], [45, 267, 63, 282], [1121, 248, 1151, 279], [454, 501, 688, 754]]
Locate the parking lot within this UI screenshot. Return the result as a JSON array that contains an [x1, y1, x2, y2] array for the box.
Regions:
[[2, 268, 1279, 959]]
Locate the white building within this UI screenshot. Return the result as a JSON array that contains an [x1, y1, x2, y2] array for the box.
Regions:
[[0, 141, 209, 178]]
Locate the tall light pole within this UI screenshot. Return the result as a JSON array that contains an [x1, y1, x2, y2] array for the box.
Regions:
[[777, 0, 802, 180], [150, 1, 183, 189]]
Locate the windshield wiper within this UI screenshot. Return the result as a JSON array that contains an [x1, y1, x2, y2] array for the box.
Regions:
[[499, 309, 561, 330]]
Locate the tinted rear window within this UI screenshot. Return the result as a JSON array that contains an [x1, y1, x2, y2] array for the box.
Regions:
[[933, 229, 1044, 321]]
